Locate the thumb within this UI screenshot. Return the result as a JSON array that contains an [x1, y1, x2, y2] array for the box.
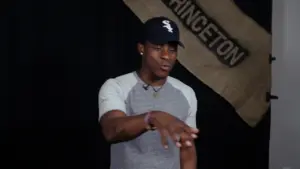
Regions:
[[191, 127, 199, 133]]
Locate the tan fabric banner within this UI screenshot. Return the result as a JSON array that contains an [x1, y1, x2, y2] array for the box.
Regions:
[[123, 0, 271, 127]]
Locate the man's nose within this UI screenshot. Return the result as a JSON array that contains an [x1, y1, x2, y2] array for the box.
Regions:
[[161, 51, 169, 59]]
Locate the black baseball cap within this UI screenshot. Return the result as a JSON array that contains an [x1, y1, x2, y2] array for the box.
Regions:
[[142, 16, 184, 48]]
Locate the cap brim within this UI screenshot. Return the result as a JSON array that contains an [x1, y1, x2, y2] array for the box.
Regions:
[[168, 40, 185, 48], [148, 39, 185, 48], [177, 41, 185, 48]]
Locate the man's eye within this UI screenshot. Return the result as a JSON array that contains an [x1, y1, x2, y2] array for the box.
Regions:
[[154, 47, 162, 50]]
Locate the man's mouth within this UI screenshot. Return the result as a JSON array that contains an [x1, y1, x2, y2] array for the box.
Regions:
[[160, 64, 171, 71]]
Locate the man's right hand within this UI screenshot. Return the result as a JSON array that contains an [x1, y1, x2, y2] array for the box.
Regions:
[[147, 111, 199, 149]]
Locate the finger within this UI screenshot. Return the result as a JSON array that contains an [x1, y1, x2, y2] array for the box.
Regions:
[[191, 134, 198, 139], [151, 118, 169, 149], [168, 122, 194, 143], [191, 127, 199, 133], [159, 128, 169, 149], [183, 124, 199, 134], [173, 133, 184, 148], [170, 132, 180, 143], [176, 142, 182, 148], [184, 140, 192, 147], [182, 124, 194, 134], [168, 125, 182, 148], [180, 132, 193, 147], [164, 123, 181, 143]]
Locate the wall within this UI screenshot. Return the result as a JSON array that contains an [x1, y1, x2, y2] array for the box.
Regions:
[[270, 0, 300, 168]]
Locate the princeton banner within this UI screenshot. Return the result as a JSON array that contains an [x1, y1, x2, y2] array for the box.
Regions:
[[123, 0, 271, 127]]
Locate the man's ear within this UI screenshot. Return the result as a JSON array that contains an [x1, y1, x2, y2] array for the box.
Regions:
[[137, 42, 145, 55]]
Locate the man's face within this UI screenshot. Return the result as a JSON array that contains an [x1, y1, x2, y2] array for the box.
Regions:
[[140, 41, 178, 79]]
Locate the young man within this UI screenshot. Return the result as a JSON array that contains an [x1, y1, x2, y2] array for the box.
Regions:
[[98, 16, 198, 169]]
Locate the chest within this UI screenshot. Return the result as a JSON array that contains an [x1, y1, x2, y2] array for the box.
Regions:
[[125, 85, 190, 121]]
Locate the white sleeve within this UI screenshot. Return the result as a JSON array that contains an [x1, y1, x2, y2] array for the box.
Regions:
[[98, 79, 127, 121], [185, 88, 198, 128]]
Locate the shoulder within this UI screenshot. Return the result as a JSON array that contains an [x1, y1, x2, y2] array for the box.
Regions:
[[102, 72, 137, 87], [100, 72, 138, 95], [167, 76, 195, 95], [167, 76, 197, 105]]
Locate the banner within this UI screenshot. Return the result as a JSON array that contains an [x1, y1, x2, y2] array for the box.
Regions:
[[123, 0, 271, 127]]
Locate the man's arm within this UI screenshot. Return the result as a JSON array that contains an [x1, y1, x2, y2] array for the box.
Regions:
[[98, 79, 149, 143], [100, 111, 149, 143], [180, 87, 198, 169], [99, 79, 199, 145], [180, 142, 197, 169]]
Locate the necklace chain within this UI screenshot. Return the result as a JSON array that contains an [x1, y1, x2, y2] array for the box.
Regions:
[[136, 71, 165, 98], [151, 85, 163, 92], [150, 85, 163, 98]]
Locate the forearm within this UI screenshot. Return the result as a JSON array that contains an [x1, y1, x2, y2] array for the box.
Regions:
[[180, 142, 197, 169], [101, 113, 148, 143]]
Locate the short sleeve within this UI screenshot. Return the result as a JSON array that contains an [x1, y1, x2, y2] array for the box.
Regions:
[[185, 88, 198, 128], [98, 79, 127, 121]]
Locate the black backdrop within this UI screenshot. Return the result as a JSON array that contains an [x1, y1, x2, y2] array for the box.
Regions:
[[8, 0, 271, 168]]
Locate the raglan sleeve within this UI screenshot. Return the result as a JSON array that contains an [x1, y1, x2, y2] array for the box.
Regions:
[[98, 78, 127, 121], [185, 87, 198, 128]]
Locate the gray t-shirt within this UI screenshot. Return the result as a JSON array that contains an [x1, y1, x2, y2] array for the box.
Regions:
[[98, 72, 198, 169]]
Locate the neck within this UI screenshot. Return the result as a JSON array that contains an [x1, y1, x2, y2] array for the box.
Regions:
[[137, 68, 167, 86]]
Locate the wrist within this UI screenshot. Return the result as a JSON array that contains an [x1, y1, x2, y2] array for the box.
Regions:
[[144, 112, 156, 130]]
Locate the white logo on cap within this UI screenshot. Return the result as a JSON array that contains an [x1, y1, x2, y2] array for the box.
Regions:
[[162, 20, 173, 33]]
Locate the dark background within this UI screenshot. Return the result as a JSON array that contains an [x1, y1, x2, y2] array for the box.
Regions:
[[6, 0, 271, 168]]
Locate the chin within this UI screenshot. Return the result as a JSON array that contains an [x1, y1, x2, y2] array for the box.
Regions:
[[154, 70, 170, 79]]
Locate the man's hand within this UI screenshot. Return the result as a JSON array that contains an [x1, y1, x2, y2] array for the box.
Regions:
[[148, 111, 199, 149]]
